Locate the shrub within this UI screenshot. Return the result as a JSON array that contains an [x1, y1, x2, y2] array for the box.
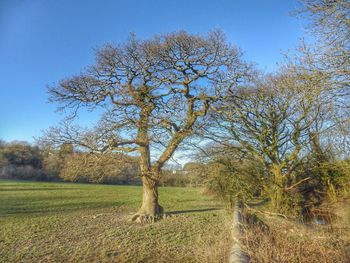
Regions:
[[59, 152, 140, 184]]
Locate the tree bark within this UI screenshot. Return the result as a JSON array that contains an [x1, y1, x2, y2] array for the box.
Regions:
[[133, 115, 164, 222], [138, 176, 163, 216], [132, 175, 164, 223], [270, 164, 284, 210]]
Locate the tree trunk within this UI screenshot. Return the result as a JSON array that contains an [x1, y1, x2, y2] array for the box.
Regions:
[[133, 108, 165, 223], [132, 176, 164, 223], [139, 176, 163, 215], [270, 164, 284, 210]]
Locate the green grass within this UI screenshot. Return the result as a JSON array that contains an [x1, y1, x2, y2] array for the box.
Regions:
[[0, 180, 232, 262]]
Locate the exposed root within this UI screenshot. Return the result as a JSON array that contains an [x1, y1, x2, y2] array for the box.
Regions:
[[131, 213, 165, 224], [130, 204, 166, 224]]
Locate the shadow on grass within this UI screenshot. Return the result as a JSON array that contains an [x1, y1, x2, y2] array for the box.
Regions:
[[0, 187, 76, 191], [167, 208, 221, 215], [0, 201, 125, 217]]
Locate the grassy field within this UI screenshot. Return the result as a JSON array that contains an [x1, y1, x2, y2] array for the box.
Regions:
[[0, 180, 232, 263]]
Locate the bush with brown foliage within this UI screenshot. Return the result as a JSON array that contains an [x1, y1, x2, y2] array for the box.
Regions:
[[59, 152, 140, 184]]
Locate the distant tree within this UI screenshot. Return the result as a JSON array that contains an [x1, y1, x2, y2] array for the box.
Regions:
[[41, 151, 61, 179], [58, 142, 73, 160], [2, 141, 42, 169], [0, 141, 44, 180], [0, 140, 8, 168], [42, 31, 249, 222], [182, 162, 208, 186], [39, 144, 61, 180]]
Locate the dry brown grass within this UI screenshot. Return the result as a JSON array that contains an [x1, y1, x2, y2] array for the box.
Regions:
[[240, 200, 350, 263]]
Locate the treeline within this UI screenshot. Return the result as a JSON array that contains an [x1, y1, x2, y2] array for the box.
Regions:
[[0, 140, 206, 186], [0, 141, 46, 180], [0, 141, 140, 184]]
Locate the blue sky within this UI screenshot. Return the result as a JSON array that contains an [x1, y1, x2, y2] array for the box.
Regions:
[[0, 0, 309, 142]]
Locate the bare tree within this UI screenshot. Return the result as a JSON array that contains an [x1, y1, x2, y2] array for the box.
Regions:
[[299, 0, 350, 92], [295, 0, 350, 155], [209, 67, 328, 209], [42, 31, 249, 222]]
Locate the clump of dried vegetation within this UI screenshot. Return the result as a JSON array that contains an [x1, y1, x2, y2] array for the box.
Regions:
[[240, 198, 350, 263]]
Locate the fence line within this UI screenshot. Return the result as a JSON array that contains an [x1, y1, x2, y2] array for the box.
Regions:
[[229, 200, 248, 263]]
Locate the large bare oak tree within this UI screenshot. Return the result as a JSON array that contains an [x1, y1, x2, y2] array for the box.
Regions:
[[44, 31, 249, 222]]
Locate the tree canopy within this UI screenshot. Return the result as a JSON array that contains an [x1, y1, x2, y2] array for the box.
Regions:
[[43, 30, 250, 221]]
